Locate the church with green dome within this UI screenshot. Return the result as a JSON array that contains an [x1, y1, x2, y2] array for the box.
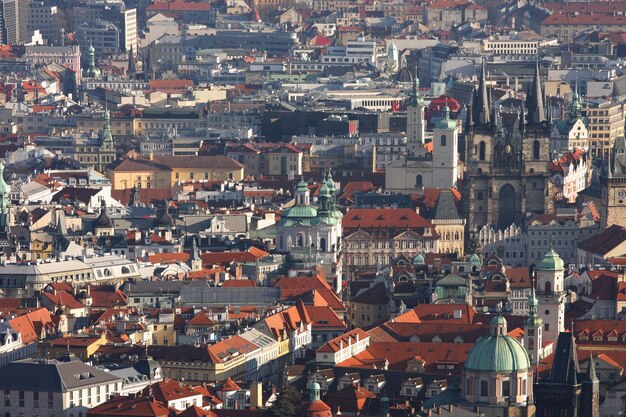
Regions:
[[463, 315, 535, 411], [83, 42, 101, 79], [276, 173, 343, 291]]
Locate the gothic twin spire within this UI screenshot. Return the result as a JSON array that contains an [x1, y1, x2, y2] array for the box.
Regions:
[[472, 58, 546, 130]]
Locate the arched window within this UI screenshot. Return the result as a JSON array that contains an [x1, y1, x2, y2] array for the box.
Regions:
[[416, 175, 423, 187], [533, 140, 540, 160], [477, 191, 483, 200], [440, 135, 447, 147], [544, 281, 552, 294], [297, 235, 304, 247], [479, 141, 486, 161], [319, 237, 327, 252], [279, 235, 284, 249]]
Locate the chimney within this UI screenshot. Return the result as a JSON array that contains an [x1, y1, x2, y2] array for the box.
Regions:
[[249, 382, 263, 409]]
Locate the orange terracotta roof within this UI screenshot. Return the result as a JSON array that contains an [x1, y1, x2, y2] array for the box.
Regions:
[[221, 279, 257, 288], [343, 207, 433, 231], [317, 328, 369, 353], [148, 252, 190, 264], [142, 379, 200, 403], [87, 395, 173, 417], [207, 335, 258, 364], [217, 377, 240, 392]]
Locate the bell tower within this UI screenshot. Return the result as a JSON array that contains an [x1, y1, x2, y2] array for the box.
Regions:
[[406, 70, 425, 157], [524, 279, 543, 363], [536, 246, 566, 342], [432, 103, 459, 189]]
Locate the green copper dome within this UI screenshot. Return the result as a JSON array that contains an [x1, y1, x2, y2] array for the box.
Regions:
[[296, 178, 308, 191], [413, 253, 425, 265], [465, 316, 531, 373], [469, 253, 481, 268], [465, 336, 531, 373], [436, 105, 457, 130], [282, 205, 318, 219], [539, 248, 564, 271]]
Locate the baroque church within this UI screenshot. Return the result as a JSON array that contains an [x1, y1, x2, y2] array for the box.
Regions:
[[276, 173, 343, 291], [384, 73, 461, 192], [463, 61, 553, 230]]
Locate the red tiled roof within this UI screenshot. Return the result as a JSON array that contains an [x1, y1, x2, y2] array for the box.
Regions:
[[186, 311, 215, 326], [305, 305, 346, 329], [343, 208, 432, 229], [149, 79, 193, 90], [207, 336, 258, 364], [543, 13, 626, 26], [147, 0, 211, 11], [201, 248, 268, 266], [86, 395, 173, 417], [9, 308, 56, 344], [148, 252, 190, 264], [142, 379, 200, 403], [275, 275, 345, 311], [179, 405, 218, 417], [317, 328, 369, 353], [217, 377, 240, 392], [578, 224, 626, 256], [221, 279, 257, 288]]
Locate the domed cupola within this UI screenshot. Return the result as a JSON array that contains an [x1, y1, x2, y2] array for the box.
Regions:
[[413, 253, 425, 266], [463, 315, 533, 406], [539, 247, 564, 271]]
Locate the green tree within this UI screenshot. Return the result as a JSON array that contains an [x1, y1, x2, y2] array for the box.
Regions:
[[265, 384, 302, 417]]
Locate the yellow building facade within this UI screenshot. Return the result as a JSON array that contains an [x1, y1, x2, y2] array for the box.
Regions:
[[108, 155, 245, 191]]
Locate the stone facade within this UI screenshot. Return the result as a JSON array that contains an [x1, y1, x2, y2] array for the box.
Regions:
[[601, 137, 626, 229]]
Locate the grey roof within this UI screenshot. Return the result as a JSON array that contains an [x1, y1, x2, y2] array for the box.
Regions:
[[180, 285, 280, 306], [550, 332, 580, 385], [433, 190, 461, 220], [121, 280, 185, 295], [0, 356, 121, 392]]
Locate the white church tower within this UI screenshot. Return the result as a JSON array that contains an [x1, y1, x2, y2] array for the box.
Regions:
[[432, 103, 459, 188], [536, 246, 566, 343], [406, 73, 425, 157]]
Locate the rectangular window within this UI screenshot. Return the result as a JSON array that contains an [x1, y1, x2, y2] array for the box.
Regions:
[[480, 380, 488, 397], [502, 381, 510, 397], [18, 391, 23, 407], [4, 390, 9, 406]]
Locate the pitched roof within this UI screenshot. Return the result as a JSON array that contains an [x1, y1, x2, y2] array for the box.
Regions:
[[9, 308, 55, 344], [179, 405, 218, 417], [142, 379, 200, 402], [317, 328, 369, 353], [207, 335, 259, 363], [111, 155, 243, 172], [343, 208, 432, 229], [87, 395, 173, 417], [578, 224, 626, 256], [305, 305, 346, 329]]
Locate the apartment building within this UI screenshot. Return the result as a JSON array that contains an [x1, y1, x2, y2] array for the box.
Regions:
[[585, 99, 624, 159]]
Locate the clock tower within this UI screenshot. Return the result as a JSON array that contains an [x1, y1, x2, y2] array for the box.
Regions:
[[601, 136, 626, 229]]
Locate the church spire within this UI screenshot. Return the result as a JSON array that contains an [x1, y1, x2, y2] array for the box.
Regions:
[[466, 102, 473, 134], [570, 80, 583, 120], [409, 67, 422, 108], [101, 108, 114, 150], [128, 46, 136, 74], [477, 59, 490, 125], [529, 59, 546, 125]]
